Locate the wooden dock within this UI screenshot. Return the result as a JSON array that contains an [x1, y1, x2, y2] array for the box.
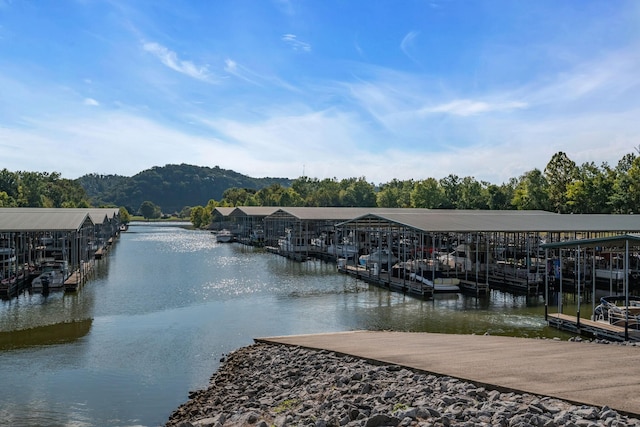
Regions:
[[64, 261, 94, 292], [457, 279, 490, 295], [339, 264, 433, 300], [547, 312, 640, 342]]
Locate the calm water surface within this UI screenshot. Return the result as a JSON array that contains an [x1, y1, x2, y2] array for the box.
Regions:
[[0, 223, 573, 427]]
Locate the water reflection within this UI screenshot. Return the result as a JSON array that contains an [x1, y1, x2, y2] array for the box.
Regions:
[[0, 318, 92, 351]]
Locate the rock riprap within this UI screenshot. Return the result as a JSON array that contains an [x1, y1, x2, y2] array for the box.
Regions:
[[166, 342, 640, 427]]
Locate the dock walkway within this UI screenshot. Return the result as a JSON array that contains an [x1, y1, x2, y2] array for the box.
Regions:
[[257, 330, 640, 416]]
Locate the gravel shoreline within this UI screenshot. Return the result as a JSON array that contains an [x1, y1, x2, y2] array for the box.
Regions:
[[165, 341, 640, 427]]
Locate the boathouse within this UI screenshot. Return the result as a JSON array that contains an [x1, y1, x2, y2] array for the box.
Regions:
[[210, 207, 236, 231], [541, 234, 640, 341], [336, 210, 640, 295], [228, 206, 279, 243], [0, 208, 121, 298]]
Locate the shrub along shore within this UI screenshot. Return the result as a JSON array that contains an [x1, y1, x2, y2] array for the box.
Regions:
[[165, 342, 640, 427]]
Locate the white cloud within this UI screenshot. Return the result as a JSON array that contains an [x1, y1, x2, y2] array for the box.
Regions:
[[400, 30, 420, 61], [282, 34, 311, 52], [84, 98, 99, 106], [224, 58, 261, 85], [422, 99, 528, 116], [142, 41, 213, 82]]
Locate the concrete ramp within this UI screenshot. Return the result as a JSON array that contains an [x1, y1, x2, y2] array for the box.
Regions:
[[256, 331, 640, 415]]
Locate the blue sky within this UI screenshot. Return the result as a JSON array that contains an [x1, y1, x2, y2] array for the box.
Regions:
[[1, 1, 640, 185]]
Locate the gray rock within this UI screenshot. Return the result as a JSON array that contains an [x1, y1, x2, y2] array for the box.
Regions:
[[164, 342, 640, 427], [365, 414, 401, 427]]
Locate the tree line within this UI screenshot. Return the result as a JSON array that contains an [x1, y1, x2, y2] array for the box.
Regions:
[[0, 169, 91, 208], [3, 151, 640, 228], [189, 151, 640, 228]]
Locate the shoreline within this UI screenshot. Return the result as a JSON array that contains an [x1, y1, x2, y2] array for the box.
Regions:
[[165, 341, 640, 427]]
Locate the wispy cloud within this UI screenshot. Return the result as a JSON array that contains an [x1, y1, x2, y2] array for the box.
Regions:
[[282, 34, 311, 52], [521, 48, 640, 110], [142, 41, 213, 82], [422, 99, 528, 116], [84, 98, 99, 106], [400, 30, 420, 61], [224, 58, 260, 85]]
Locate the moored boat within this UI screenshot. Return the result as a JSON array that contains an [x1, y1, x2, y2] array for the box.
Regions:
[[30, 261, 69, 293], [593, 295, 640, 329], [409, 272, 460, 293], [215, 229, 234, 243], [327, 241, 358, 260], [31, 270, 66, 292], [359, 248, 398, 267]]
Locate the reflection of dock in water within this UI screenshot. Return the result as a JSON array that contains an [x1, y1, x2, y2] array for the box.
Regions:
[[0, 318, 92, 351]]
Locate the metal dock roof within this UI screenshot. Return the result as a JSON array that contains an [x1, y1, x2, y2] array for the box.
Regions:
[[0, 208, 119, 232], [338, 211, 640, 233]]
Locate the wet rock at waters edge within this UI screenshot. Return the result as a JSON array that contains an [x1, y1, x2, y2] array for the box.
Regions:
[[165, 342, 640, 427]]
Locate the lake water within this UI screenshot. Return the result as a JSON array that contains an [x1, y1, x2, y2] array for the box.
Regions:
[[0, 223, 574, 427]]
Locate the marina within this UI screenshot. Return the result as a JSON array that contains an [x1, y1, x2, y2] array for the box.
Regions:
[[216, 206, 640, 340], [2, 209, 640, 425], [0, 223, 582, 427]]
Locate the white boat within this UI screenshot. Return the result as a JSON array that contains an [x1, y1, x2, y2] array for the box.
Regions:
[[595, 266, 626, 282], [409, 273, 460, 293], [327, 240, 358, 259], [359, 248, 398, 267], [438, 244, 474, 271], [215, 229, 234, 243], [31, 261, 69, 292], [593, 295, 640, 329], [31, 270, 66, 292]]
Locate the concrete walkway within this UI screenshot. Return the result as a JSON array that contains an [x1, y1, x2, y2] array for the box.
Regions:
[[256, 331, 640, 416]]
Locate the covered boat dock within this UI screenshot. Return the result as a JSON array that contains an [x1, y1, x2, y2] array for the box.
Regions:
[[336, 210, 640, 297], [0, 208, 122, 298], [541, 234, 640, 341]]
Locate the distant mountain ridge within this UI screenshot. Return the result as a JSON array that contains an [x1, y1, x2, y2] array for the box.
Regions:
[[77, 164, 292, 213]]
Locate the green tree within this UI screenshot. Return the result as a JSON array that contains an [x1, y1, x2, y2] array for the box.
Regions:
[[139, 200, 160, 220], [511, 169, 550, 210], [620, 157, 640, 214], [544, 151, 577, 213], [0, 169, 18, 200], [439, 174, 461, 209], [565, 162, 611, 213], [291, 176, 317, 204], [255, 184, 280, 206], [312, 178, 342, 207], [340, 178, 376, 207], [222, 187, 256, 206], [280, 188, 304, 206], [119, 206, 131, 224], [190, 205, 205, 228], [0, 191, 13, 207], [17, 171, 45, 206], [376, 179, 413, 208], [411, 178, 444, 208], [609, 154, 638, 213], [486, 182, 514, 210], [457, 177, 488, 209]]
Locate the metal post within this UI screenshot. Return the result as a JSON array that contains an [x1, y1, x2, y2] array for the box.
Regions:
[[559, 249, 564, 314], [577, 245, 581, 328], [625, 240, 630, 341]]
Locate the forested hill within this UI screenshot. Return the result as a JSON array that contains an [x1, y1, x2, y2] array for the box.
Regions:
[[77, 164, 292, 214]]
